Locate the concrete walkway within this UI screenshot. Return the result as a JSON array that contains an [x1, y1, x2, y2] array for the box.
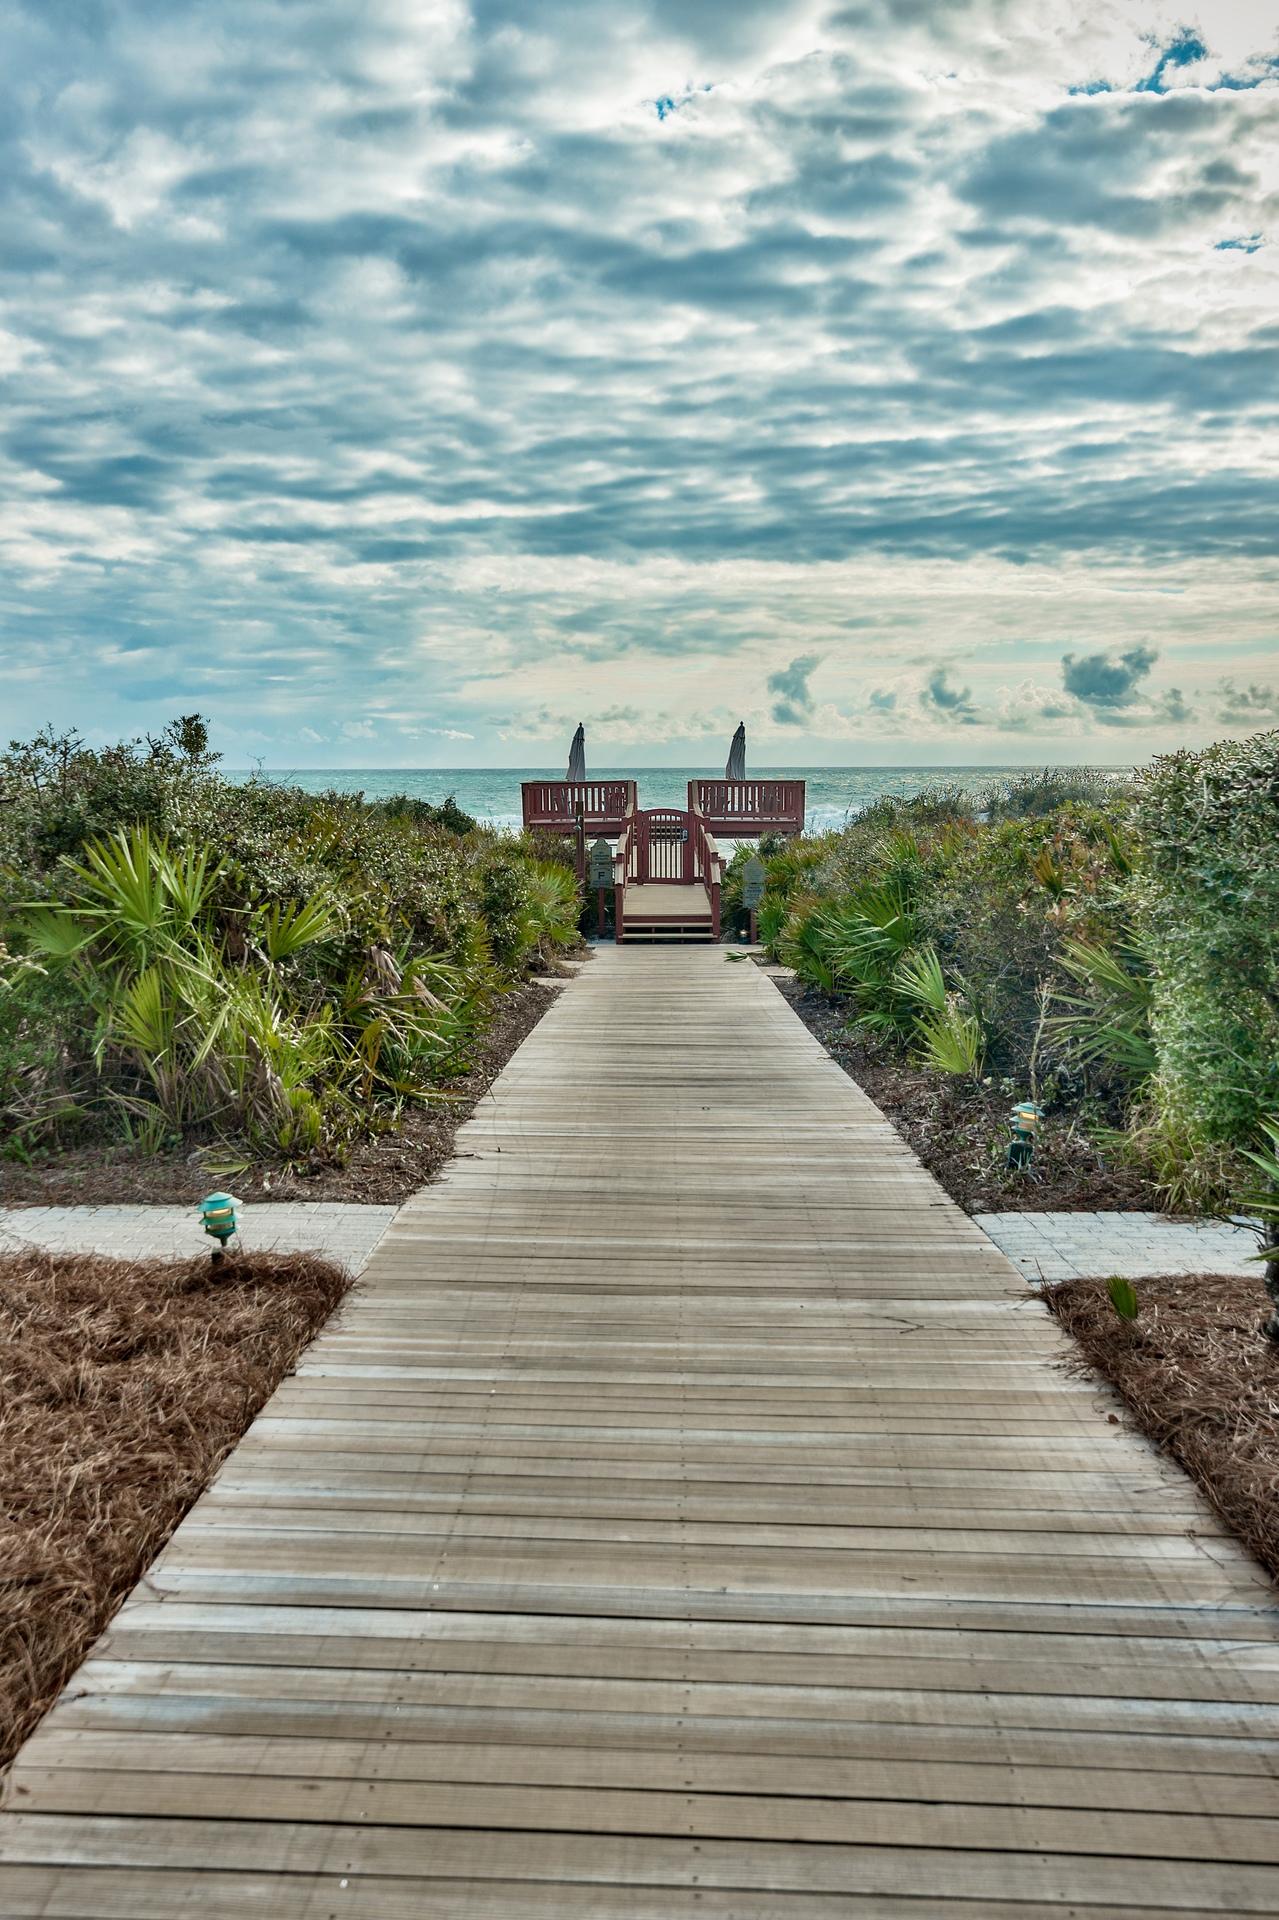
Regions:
[[4, 946, 1279, 1914], [3, 1202, 1256, 1291], [977, 1209, 1261, 1284], [0, 1202, 396, 1275]]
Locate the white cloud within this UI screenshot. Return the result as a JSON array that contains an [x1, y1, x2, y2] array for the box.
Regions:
[[0, 0, 1275, 762]]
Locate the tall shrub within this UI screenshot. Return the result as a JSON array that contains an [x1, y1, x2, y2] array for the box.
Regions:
[[1134, 733, 1279, 1152]]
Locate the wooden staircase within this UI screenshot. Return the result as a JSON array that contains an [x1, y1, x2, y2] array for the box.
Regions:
[[618, 881, 716, 941], [613, 806, 722, 943]]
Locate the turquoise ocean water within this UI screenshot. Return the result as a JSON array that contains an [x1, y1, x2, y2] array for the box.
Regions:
[[252, 766, 1106, 835]]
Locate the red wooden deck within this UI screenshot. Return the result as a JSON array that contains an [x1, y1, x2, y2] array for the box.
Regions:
[[521, 777, 805, 841], [521, 780, 637, 835], [688, 778, 805, 837], [521, 775, 802, 943]]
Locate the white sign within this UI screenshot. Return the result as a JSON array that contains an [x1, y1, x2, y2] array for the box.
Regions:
[[588, 838, 614, 888]]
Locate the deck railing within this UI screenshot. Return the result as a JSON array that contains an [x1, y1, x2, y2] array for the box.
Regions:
[[522, 780, 637, 834], [636, 809, 693, 884], [690, 803, 722, 939], [613, 806, 718, 941], [688, 778, 805, 837], [612, 817, 635, 942]]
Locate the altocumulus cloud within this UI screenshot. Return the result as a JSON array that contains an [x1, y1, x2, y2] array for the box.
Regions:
[[1050, 644, 1195, 730], [1218, 680, 1279, 726], [1061, 646, 1159, 709], [0, 0, 1275, 762], [921, 668, 980, 726], [768, 654, 822, 726]]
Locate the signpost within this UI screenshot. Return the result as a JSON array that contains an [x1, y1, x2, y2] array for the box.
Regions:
[[741, 854, 765, 945], [588, 836, 613, 935]]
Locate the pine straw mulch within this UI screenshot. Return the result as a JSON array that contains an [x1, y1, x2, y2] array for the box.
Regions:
[[0, 1247, 350, 1771], [1044, 1272, 1279, 1583]]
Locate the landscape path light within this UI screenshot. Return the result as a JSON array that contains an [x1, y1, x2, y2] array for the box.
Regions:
[[199, 1191, 240, 1264], [1006, 1101, 1044, 1173]]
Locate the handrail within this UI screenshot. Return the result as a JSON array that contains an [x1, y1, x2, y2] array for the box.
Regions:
[[522, 779, 637, 832], [690, 802, 722, 939], [614, 798, 719, 940], [612, 797, 637, 943], [688, 778, 805, 836]]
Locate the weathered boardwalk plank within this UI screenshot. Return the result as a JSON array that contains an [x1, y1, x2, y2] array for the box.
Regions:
[[4, 945, 1278, 1914]]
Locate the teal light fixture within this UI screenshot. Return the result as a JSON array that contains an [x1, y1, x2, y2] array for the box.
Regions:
[[1006, 1102, 1044, 1172], [199, 1191, 239, 1260]]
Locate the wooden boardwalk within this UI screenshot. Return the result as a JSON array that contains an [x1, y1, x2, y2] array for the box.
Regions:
[[5, 945, 1279, 1915]]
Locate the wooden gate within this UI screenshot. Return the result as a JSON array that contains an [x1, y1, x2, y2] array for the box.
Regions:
[[635, 808, 692, 884]]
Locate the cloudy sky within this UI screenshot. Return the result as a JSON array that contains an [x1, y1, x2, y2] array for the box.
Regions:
[[2, 0, 1277, 768]]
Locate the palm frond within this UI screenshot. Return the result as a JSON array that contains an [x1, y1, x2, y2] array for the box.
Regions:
[[892, 945, 948, 1013], [912, 1007, 985, 1078], [255, 895, 342, 962], [1048, 937, 1156, 1083]]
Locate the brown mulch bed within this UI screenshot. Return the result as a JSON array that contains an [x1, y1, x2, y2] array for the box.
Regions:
[[1044, 1272, 1279, 1583], [771, 976, 1166, 1216], [0, 973, 569, 1209], [0, 1247, 349, 1771]]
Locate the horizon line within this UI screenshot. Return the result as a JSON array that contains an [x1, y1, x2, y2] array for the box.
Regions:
[[220, 759, 1138, 773]]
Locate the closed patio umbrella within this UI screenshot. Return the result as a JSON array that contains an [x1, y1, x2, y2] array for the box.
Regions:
[[725, 722, 746, 780], [566, 724, 586, 780]]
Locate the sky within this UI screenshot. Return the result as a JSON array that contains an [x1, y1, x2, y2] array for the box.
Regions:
[[1, 0, 1277, 769]]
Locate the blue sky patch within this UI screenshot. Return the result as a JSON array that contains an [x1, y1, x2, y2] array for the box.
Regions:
[[1135, 26, 1209, 93]]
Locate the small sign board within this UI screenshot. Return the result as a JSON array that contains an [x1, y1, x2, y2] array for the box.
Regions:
[[588, 837, 614, 889], [741, 856, 766, 910]]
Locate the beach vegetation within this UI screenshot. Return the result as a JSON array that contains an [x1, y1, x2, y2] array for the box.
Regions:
[[0, 722, 582, 1168], [758, 734, 1279, 1243]]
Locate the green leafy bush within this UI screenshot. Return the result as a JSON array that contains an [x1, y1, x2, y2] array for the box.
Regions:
[[751, 748, 1274, 1222], [0, 721, 581, 1164], [1134, 733, 1279, 1165]]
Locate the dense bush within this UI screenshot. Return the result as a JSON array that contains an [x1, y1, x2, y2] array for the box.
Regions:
[[369, 791, 478, 836], [0, 723, 581, 1165], [765, 782, 1137, 1092], [757, 742, 1279, 1226], [1134, 735, 1279, 1150]]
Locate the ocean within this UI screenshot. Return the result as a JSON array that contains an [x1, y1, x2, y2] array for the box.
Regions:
[[248, 766, 1112, 835]]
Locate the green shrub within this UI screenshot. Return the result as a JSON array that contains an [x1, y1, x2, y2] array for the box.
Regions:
[[0, 720, 580, 1163], [1048, 937, 1156, 1084], [1134, 733, 1279, 1158], [985, 767, 1131, 820], [476, 848, 534, 972], [0, 946, 89, 1154], [750, 742, 1278, 1223], [371, 791, 478, 836], [519, 860, 583, 961]]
